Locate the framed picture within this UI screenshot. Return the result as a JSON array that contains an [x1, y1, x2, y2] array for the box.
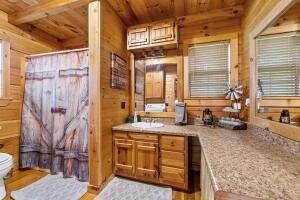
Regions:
[[111, 53, 127, 90]]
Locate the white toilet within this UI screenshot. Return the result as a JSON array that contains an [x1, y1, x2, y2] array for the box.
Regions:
[[0, 153, 13, 200]]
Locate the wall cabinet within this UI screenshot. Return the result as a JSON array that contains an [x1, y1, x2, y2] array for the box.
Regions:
[[127, 26, 150, 48], [113, 131, 188, 190], [145, 71, 164, 99], [127, 19, 178, 50]]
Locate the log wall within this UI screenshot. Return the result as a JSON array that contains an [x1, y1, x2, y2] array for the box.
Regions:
[[0, 14, 56, 171]]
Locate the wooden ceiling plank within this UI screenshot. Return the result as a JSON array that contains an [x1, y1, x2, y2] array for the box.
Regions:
[[9, 0, 92, 25], [106, 0, 138, 25], [62, 34, 88, 49], [178, 5, 244, 27], [0, 10, 8, 21], [173, 0, 185, 17], [18, 23, 63, 49], [128, 0, 152, 23]]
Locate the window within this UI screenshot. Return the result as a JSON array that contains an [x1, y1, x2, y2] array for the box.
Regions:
[[256, 33, 300, 96], [188, 41, 230, 97], [0, 38, 10, 98], [0, 39, 3, 97]]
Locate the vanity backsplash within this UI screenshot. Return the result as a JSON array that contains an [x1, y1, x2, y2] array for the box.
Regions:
[[247, 124, 300, 155]]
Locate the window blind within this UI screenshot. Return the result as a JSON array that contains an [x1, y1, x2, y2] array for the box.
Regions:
[[256, 33, 300, 96], [188, 41, 230, 97], [0, 40, 3, 97]]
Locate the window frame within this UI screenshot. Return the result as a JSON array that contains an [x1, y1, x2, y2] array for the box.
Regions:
[[183, 33, 239, 100], [0, 36, 10, 99], [255, 32, 300, 97]]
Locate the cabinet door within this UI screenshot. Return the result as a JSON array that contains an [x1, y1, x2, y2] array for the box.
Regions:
[[160, 166, 185, 188], [145, 72, 153, 98], [135, 141, 159, 180], [128, 27, 149, 48], [151, 21, 175, 44], [114, 139, 135, 177], [152, 71, 164, 98]]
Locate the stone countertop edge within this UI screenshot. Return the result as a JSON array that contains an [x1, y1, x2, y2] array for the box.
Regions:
[[112, 123, 300, 200]]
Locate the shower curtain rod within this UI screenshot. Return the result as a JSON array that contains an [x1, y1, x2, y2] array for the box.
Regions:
[[26, 48, 89, 58]]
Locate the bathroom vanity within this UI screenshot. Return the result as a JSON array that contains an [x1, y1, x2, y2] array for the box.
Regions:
[[112, 131, 188, 190], [113, 123, 300, 200]]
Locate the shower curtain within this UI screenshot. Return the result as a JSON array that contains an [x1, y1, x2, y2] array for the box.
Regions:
[[20, 50, 89, 181]]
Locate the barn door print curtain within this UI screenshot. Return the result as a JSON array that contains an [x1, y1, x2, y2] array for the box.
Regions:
[[21, 50, 89, 181]]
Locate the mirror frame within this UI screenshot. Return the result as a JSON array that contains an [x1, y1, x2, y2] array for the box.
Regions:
[[130, 54, 183, 118], [249, 0, 300, 142]]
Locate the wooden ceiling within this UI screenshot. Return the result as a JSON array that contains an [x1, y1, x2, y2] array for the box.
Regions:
[[0, 0, 246, 49], [107, 0, 246, 26], [0, 0, 89, 49]]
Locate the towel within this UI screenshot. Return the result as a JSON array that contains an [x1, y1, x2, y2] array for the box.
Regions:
[[175, 102, 187, 124]]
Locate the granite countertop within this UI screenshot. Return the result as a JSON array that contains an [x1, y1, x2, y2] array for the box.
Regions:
[[112, 123, 300, 200]]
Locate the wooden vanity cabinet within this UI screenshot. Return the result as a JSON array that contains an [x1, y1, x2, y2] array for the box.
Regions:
[[113, 138, 135, 177], [135, 141, 159, 181], [159, 136, 187, 189], [113, 131, 188, 190]]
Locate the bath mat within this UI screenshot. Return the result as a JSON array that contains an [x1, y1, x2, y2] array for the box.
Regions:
[[10, 174, 88, 200], [94, 177, 172, 200]]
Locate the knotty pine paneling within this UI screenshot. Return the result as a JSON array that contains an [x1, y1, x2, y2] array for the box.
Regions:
[[0, 14, 58, 172], [98, 0, 130, 186], [179, 18, 242, 122]]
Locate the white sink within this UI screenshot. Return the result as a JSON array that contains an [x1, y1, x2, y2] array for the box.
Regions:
[[131, 122, 164, 129]]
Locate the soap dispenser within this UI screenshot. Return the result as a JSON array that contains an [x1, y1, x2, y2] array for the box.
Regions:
[[133, 112, 138, 123]]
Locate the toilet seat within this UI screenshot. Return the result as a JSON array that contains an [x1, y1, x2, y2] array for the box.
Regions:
[[0, 153, 13, 170]]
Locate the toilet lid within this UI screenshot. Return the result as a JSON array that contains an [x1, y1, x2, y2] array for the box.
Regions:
[[0, 153, 12, 163]]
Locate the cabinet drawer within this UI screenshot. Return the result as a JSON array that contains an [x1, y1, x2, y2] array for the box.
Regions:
[[129, 133, 158, 142], [160, 136, 185, 151], [161, 150, 185, 168], [160, 166, 185, 188]]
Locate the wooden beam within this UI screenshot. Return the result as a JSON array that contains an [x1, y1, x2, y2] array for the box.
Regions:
[[0, 10, 8, 22], [9, 0, 93, 25], [106, 0, 138, 26], [177, 5, 244, 27], [88, 0, 102, 189], [62, 34, 88, 49], [18, 24, 63, 49]]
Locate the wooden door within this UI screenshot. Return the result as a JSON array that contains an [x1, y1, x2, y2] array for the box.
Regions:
[[135, 141, 159, 181], [128, 26, 150, 48], [114, 138, 135, 177], [152, 71, 164, 98], [145, 72, 153, 98], [151, 21, 175, 44]]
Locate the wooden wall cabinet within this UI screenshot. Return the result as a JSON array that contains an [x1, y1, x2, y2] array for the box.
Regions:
[[127, 26, 150, 48], [145, 71, 164, 99], [113, 131, 188, 190], [127, 19, 178, 51]]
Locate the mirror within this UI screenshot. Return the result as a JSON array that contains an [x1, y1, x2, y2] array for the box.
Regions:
[[255, 1, 300, 127], [134, 57, 180, 113]]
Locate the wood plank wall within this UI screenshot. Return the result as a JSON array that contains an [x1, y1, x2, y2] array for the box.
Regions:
[[89, 0, 130, 189], [176, 18, 242, 122], [241, 0, 291, 120], [0, 14, 56, 171]]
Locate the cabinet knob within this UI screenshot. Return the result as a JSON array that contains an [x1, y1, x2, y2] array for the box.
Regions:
[[0, 144, 4, 149]]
